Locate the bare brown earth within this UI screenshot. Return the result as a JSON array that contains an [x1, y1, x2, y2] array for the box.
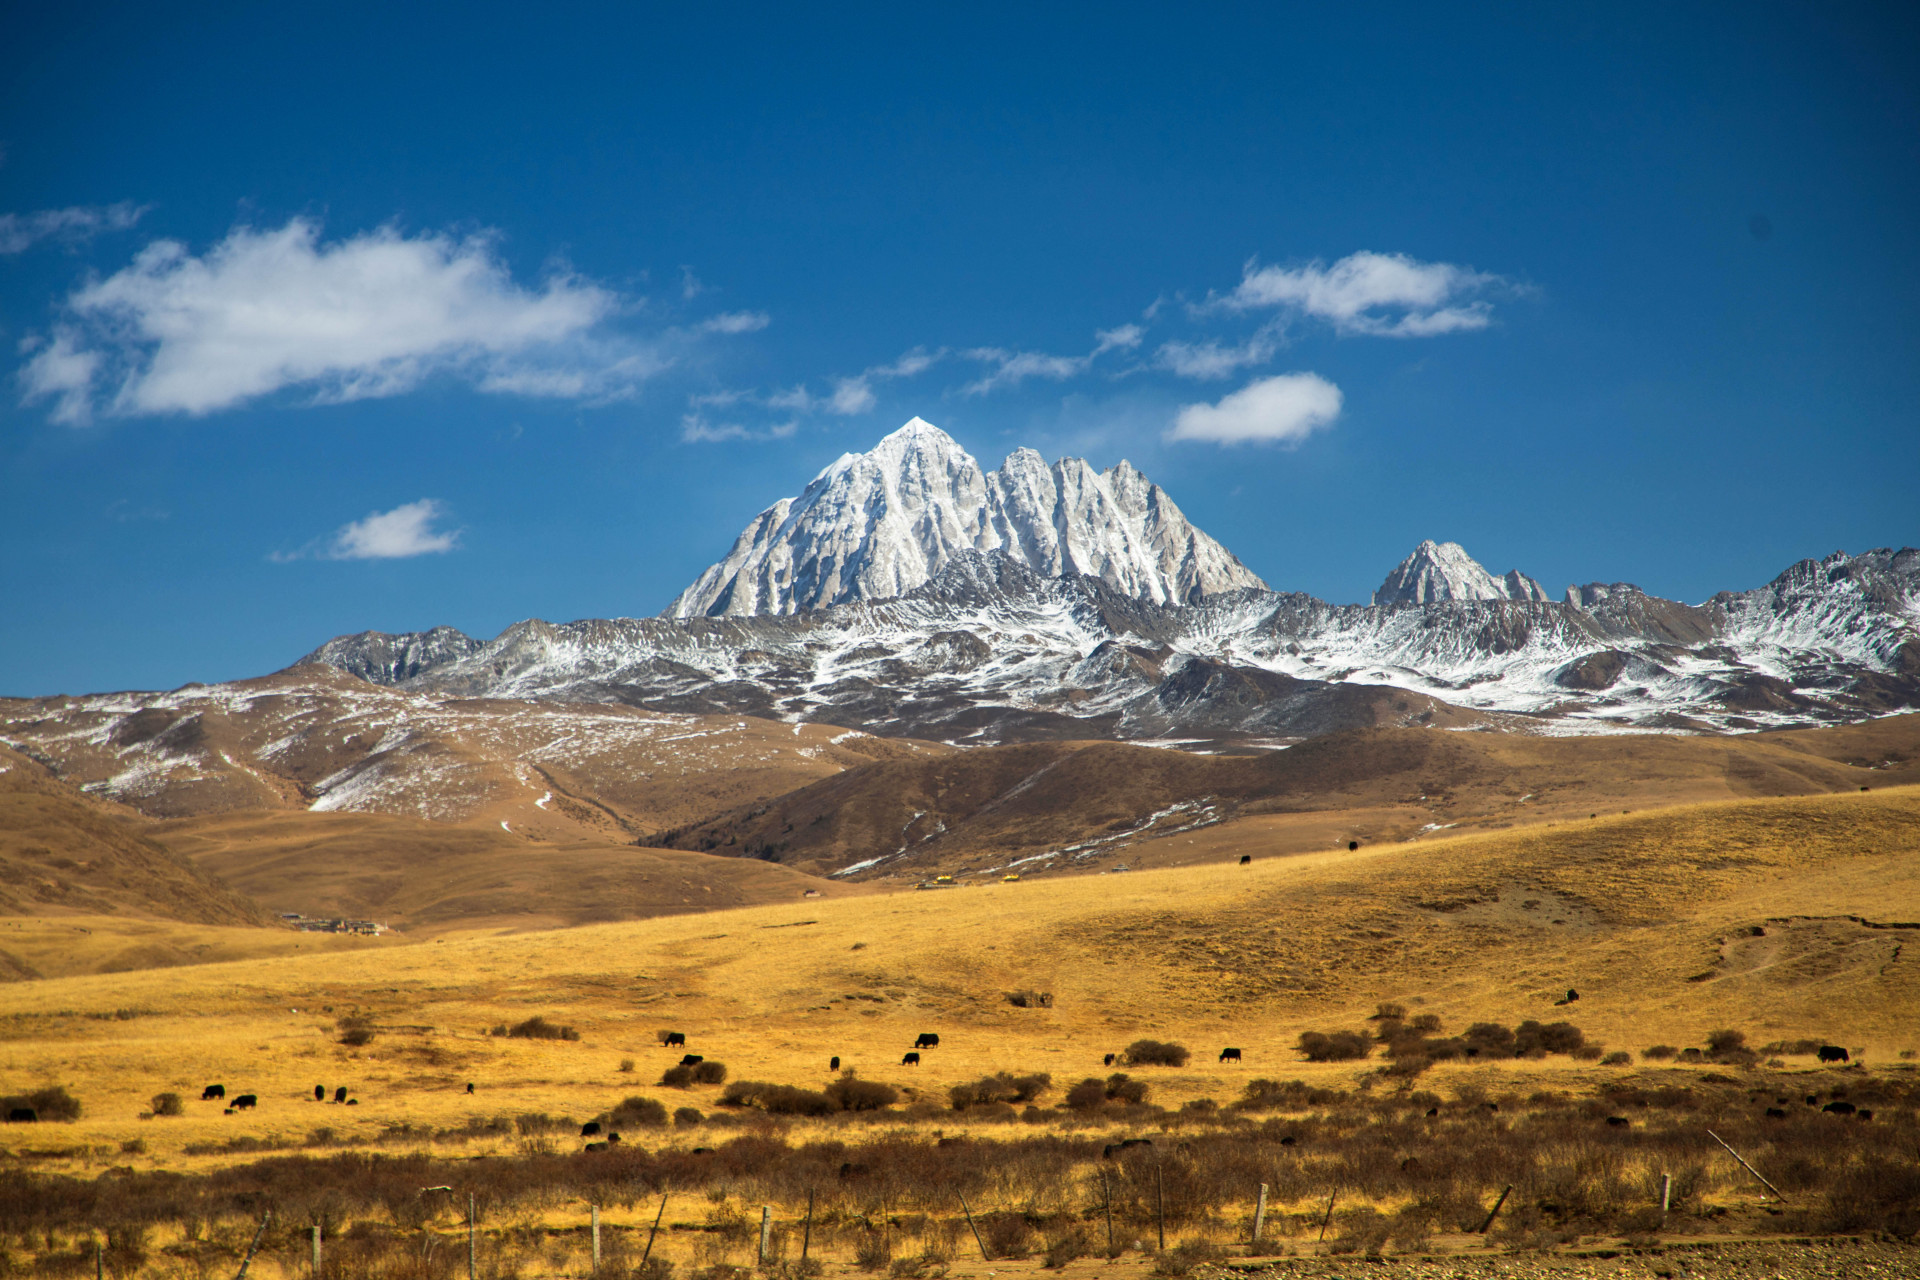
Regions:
[[652, 714, 1920, 879]]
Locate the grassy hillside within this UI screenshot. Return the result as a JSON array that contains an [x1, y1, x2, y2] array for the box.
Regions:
[[653, 714, 1920, 878], [2, 785, 1912, 1174]]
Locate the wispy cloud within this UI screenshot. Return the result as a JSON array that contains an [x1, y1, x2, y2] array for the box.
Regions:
[[1213, 250, 1504, 336], [1154, 322, 1282, 379], [680, 413, 798, 443], [16, 217, 693, 423], [1167, 372, 1343, 445], [0, 201, 148, 255], [275, 498, 463, 561], [699, 310, 770, 334]]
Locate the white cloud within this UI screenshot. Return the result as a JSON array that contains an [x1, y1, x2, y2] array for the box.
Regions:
[[1167, 372, 1343, 446], [1154, 323, 1281, 379], [680, 413, 797, 443], [17, 217, 654, 423], [962, 347, 1090, 396], [272, 499, 463, 561], [1219, 250, 1502, 336], [699, 310, 770, 334], [0, 201, 147, 254], [1094, 324, 1144, 354]]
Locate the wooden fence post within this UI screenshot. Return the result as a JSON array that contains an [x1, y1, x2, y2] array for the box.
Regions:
[[641, 1193, 670, 1269], [1100, 1169, 1113, 1255], [801, 1188, 815, 1262], [233, 1212, 271, 1280], [1251, 1183, 1268, 1246], [1317, 1190, 1337, 1243], [1661, 1172, 1672, 1218], [759, 1205, 772, 1265], [311, 1223, 322, 1276], [958, 1193, 990, 1261], [1707, 1130, 1787, 1201], [1475, 1185, 1512, 1234], [95, 1239, 103, 1280], [592, 1203, 602, 1272], [468, 1194, 477, 1280], [1154, 1160, 1165, 1251]]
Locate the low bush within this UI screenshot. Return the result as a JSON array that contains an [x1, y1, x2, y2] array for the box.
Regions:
[[336, 1015, 376, 1047], [1762, 1038, 1826, 1056], [1298, 1030, 1372, 1062], [1006, 990, 1053, 1008], [1642, 1044, 1678, 1060], [0, 1086, 81, 1121], [1601, 1051, 1632, 1066], [673, 1106, 703, 1127], [853, 1232, 892, 1271], [150, 1092, 183, 1117], [980, 1213, 1034, 1260], [950, 1072, 1051, 1110], [662, 1061, 729, 1088], [1704, 1029, 1758, 1065], [1123, 1039, 1189, 1067], [826, 1074, 898, 1112], [1152, 1237, 1225, 1276], [1063, 1074, 1148, 1110], [603, 1095, 668, 1128], [1233, 1078, 1345, 1111], [495, 1015, 579, 1041]]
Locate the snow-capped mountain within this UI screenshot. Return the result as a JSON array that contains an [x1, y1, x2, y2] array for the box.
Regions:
[[668, 418, 1266, 616], [1373, 539, 1550, 605], [287, 543, 1920, 746]]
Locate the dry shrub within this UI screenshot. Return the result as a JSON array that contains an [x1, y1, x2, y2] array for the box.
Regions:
[[1641, 1045, 1677, 1060], [336, 1014, 376, 1047], [1232, 1078, 1344, 1111], [979, 1213, 1034, 1260], [854, 1232, 892, 1271], [1298, 1030, 1372, 1062], [1123, 1040, 1189, 1067], [1042, 1227, 1088, 1268], [663, 1061, 729, 1088], [1151, 1237, 1224, 1276], [674, 1107, 703, 1127], [496, 1016, 578, 1041], [604, 1096, 668, 1127], [1326, 1207, 1390, 1256], [150, 1092, 183, 1117], [0, 1086, 81, 1121], [1007, 990, 1053, 1008], [826, 1074, 898, 1112], [720, 1082, 836, 1116], [950, 1073, 1051, 1111], [1601, 1051, 1632, 1065], [1762, 1038, 1826, 1056]]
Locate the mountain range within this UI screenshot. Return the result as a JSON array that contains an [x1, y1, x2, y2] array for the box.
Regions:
[[282, 420, 1916, 746]]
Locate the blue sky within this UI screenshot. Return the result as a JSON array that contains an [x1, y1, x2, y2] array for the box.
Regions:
[[3, 3, 1916, 695]]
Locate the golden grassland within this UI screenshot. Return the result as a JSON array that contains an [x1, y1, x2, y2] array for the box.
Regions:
[[2, 786, 1918, 1275], [3, 786, 1915, 1167]]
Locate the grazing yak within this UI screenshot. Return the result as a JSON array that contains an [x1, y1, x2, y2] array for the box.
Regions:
[[1219, 1047, 1242, 1062], [1822, 1101, 1857, 1116], [902, 1052, 921, 1066], [661, 1031, 687, 1047], [1238, 855, 1251, 865], [830, 1056, 840, 1072], [1765, 1107, 1787, 1118], [314, 1085, 325, 1101], [1101, 1138, 1153, 1158], [6, 1108, 35, 1123], [1605, 1116, 1630, 1127], [334, 1087, 348, 1103], [1818, 1045, 1850, 1063], [201, 1085, 225, 1101], [914, 1033, 940, 1049], [680, 1054, 704, 1066], [582, 1121, 603, 1136], [466, 1083, 475, 1094], [233, 1094, 258, 1110], [1103, 1053, 1116, 1067]]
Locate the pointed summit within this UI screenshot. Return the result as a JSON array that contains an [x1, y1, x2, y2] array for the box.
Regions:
[[666, 417, 1265, 617], [1373, 540, 1548, 606]]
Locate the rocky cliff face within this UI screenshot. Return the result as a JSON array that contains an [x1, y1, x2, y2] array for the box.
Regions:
[[667, 418, 1266, 616]]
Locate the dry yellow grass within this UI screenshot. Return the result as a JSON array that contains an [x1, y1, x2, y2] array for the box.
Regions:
[[2, 785, 1915, 1187]]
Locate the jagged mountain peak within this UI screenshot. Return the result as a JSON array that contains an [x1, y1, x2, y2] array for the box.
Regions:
[[667, 417, 1266, 618], [1373, 539, 1549, 606]]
